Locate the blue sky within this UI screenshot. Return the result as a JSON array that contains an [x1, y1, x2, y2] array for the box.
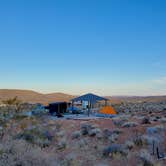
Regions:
[[0, 0, 166, 95]]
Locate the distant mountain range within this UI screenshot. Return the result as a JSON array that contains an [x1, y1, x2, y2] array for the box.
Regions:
[[0, 89, 74, 105], [0, 89, 166, 105]]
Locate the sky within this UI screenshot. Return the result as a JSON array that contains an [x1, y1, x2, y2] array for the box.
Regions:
[[0, 0, 166, 96]]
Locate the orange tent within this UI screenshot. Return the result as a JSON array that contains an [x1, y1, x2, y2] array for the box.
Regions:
[[99, 106, 117, 115]]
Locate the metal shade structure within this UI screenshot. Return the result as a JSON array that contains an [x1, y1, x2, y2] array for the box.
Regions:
[[71, 93, 108, 103], [71, 93, 108, 116]]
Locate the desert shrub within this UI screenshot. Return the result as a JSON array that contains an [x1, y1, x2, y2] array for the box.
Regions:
[[133, 135, 144, 146], [0, 118, 7, 128], [56, 130, 65, 138], [80, 123, 92, 135], [122, 122, 138, 128], [108, 133, 119, 143], [2, 97, 23, 113], [96, 132, 103, 139], [147, 125, 164, 135], [78, 138, 88, 148], [88, 128, 101, 137], [112, 128, 123, 135], [141, 135, 159, 145], [57, 138, 67, 150], [54, 122, 62, 131], [103, 129, 112, 139], [15, 128, 52, 148], [160, 118, 166, 123], [112, 118, 126, 127], [138, 149, 154, 166], [12, 114, 28, 121], [103, 144, 127, 157], [59, 153, 77, 166], [0, 140, 58, 166], [0, 127, 4, 140], [72, 130, 81, 139], [142, 117, 151, 124], [125, 140, 135, 150]]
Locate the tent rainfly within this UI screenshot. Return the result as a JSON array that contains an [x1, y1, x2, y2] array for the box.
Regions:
[[71, 93, 108, 116], [99, 106, 116, 115]]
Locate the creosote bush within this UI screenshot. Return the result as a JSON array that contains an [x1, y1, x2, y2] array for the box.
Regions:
[[15, 128, 52, 148]]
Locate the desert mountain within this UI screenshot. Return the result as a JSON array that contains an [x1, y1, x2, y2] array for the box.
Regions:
[[0, 89, 74, 105], [0, 89, 166, 105]]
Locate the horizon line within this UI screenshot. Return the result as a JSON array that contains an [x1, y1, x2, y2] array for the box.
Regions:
[[0, 88, 166, 97]]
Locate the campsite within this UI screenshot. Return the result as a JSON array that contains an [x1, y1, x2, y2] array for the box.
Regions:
[[0, 92, 166, 166], [1, 0, 166, 165]]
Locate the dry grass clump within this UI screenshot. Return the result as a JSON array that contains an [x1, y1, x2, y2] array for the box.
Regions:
[[80, 122, 102, 137], [122, 122, 138, 128], [125, 140, 135, 150], [103, 144, 128, 157], [15, 127, 53, 148], [57, 138, 67, 150], [72, 130, 81, 139], [160, 117, 166, 123], [138, 149, 154, 166], [0, 139, 58, 166], [112, 117, 127, 127], [133, 135, 144, 147], [141, 117, 151, 124]]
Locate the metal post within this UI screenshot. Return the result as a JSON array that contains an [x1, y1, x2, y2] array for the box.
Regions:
[[88, 101, 90, 117], [156, 147, 160, 159], [152, 140, 155, 155]]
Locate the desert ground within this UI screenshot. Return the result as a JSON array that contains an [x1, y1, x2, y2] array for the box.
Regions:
[[0, 91, 166, 166]]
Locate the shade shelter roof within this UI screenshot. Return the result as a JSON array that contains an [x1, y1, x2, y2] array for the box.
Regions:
[[71, 93, 108, 103]]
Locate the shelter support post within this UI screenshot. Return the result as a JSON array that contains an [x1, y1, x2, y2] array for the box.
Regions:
[[72, 101, 74, 110], [88, 101, 90, 117]]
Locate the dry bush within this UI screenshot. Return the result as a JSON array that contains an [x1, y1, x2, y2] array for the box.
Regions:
[[72, 130, 81, 139], [103, 144, 128, 157], [0, 139, 58, 166], [138, 149, 154, 166], [15, 127, 53, 148], [125, 140, 135, 150], [122, 122, 138, 128]]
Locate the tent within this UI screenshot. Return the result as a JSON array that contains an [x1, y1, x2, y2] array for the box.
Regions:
[[99, 106, 116, 115]]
